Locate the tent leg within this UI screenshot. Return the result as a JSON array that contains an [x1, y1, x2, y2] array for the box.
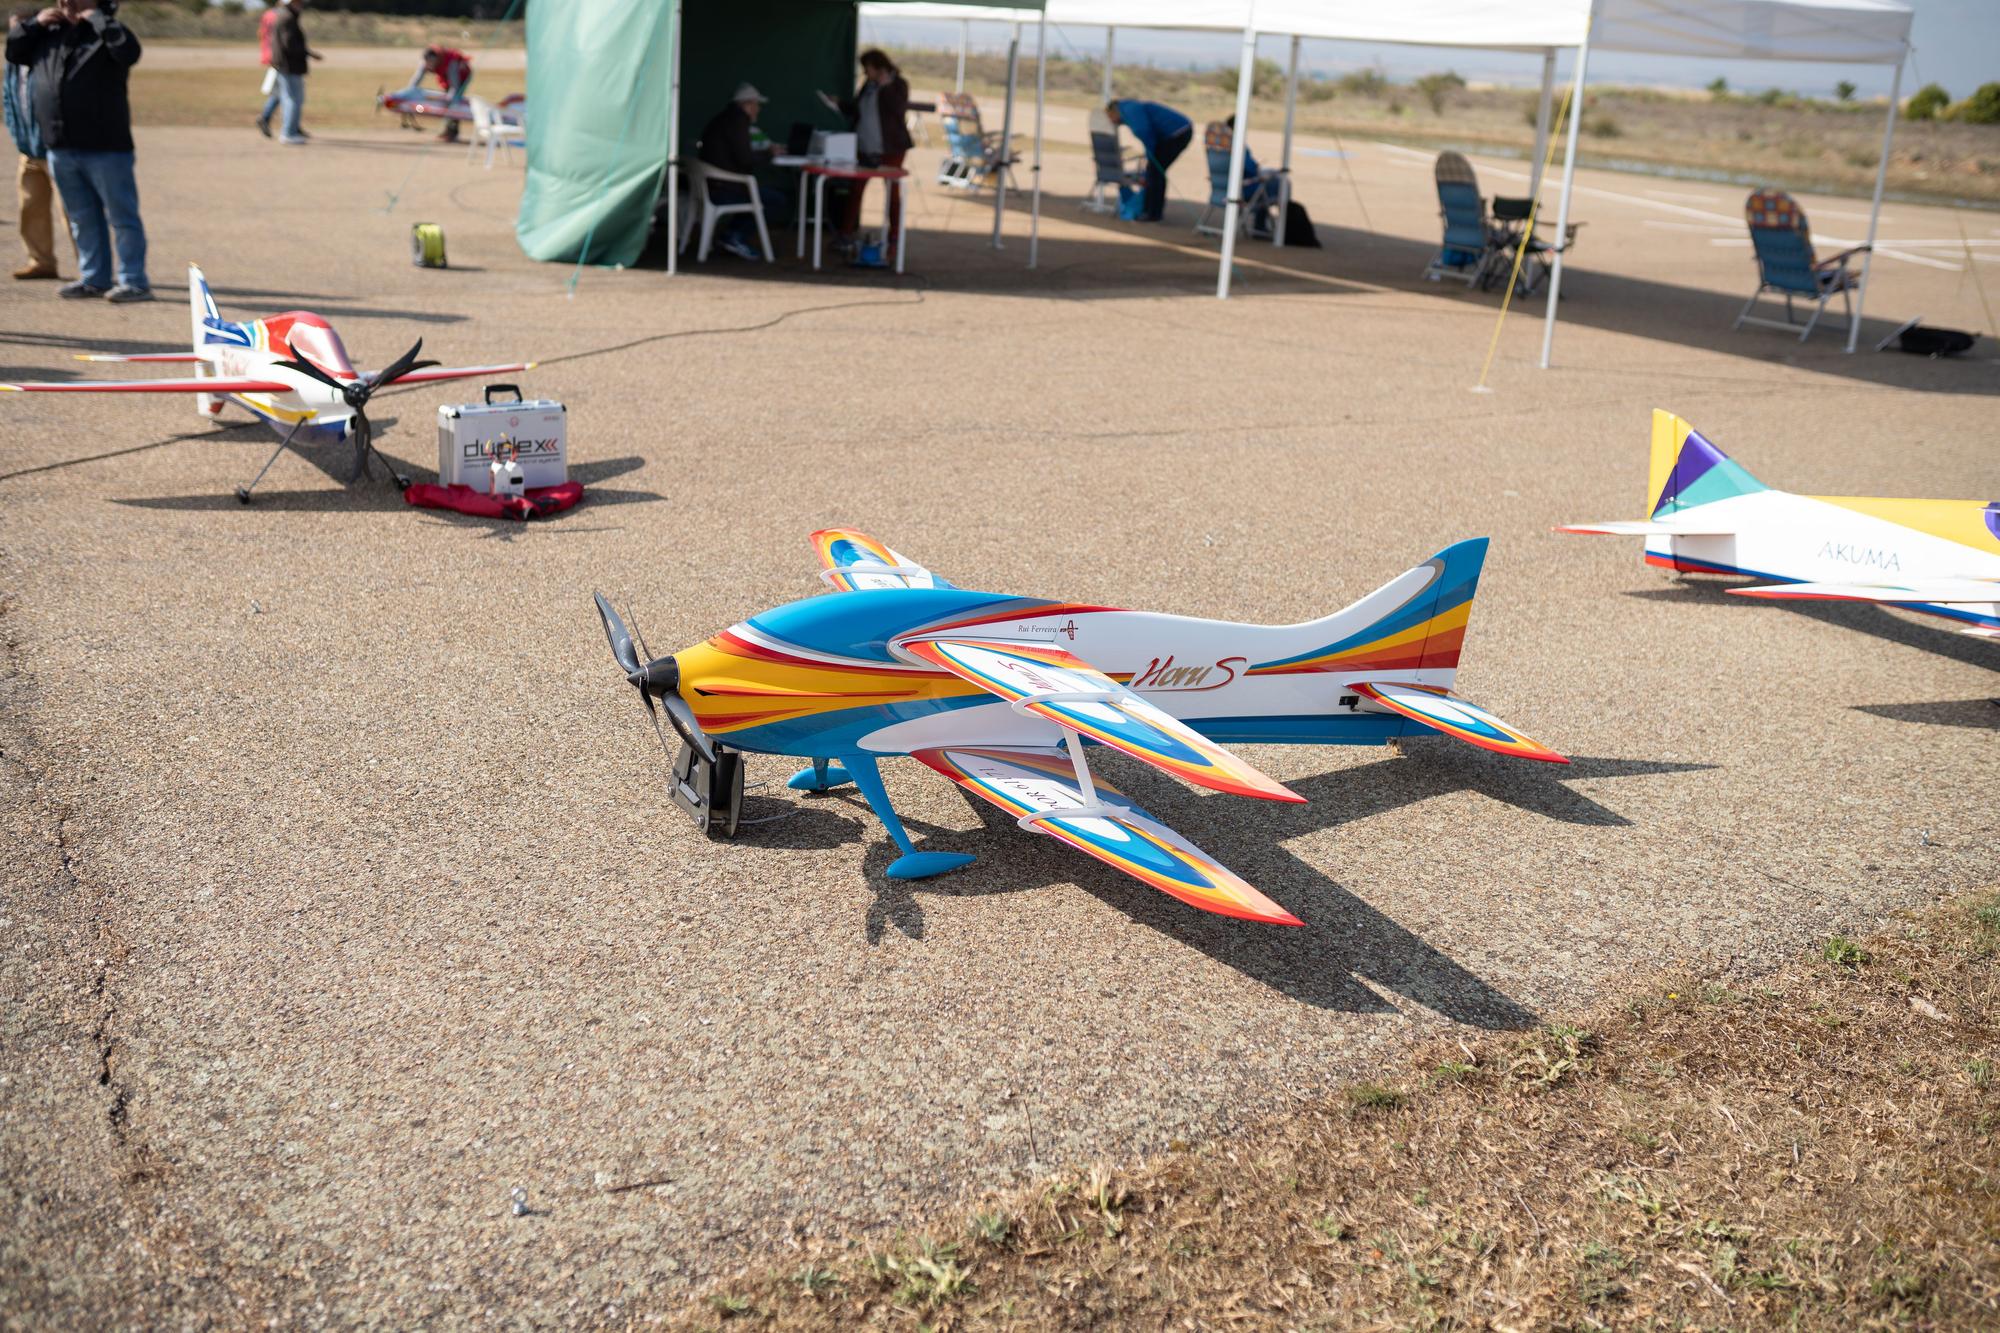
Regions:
[[1276, 34, 1299, 248], [1539, 34, 1591, 369], [1029, 14, 1046, 267], [1846, 50, 1903, 354], [1101, 27, 1114, 101], [993, 25, 1019, 249], [665, 0, 683, 277], [1217, 22, 1257, 299], [1530, 48, 1555, 200]]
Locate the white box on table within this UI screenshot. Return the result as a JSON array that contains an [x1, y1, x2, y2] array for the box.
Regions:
[[437, 391, 567, 490]]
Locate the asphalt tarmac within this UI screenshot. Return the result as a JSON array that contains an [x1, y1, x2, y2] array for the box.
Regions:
[[1, 119, 1994, 1322]]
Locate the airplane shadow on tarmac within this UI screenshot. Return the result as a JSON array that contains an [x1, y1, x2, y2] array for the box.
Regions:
[[1625, 581, 1999, 673], [742, 745, 1712, 1028]]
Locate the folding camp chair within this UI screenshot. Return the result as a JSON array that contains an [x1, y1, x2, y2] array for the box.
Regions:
[[936, 92, 1016, 192], [678, 156, 774, 263], [465, 95, 523, 168], [1193, 122, 1275, 239], [1734, 188, 1867, 342], [1422, 151, 1501, 286], [1082, 109, 1144, 214]]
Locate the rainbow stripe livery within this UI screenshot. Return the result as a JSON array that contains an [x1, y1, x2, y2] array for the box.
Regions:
[[1561, 410, 2000, 638], [596, 529, 1564, 929]]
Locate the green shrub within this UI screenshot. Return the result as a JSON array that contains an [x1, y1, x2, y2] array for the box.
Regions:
[[1906, 83, 1950, 121], [1707, 76, 1729, 99], [1835, 79, 1857, 103], [1413, 71, 1466, 115], [1946, 82, 2000, 125]]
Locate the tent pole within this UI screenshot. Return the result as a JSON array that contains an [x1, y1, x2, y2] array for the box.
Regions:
[[1218, 16, 1258, 300], [1846, 48, 1903, 354], [956, 19, 967, 93], [1030, 13, 1046, 267], [1276, 33, 1298, 248], [1538, 28, 1591, 369], [1530, 48, 1554, 200], [994, 23, 1019, 249], [665, 0, 683, 277], [1101, 27, 1115, 101]]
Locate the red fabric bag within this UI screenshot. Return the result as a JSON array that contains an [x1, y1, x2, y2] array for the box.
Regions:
[[404, 481, 585, 521]]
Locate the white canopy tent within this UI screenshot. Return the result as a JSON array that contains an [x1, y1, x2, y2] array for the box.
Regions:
[[864, 0, 1914, 362]]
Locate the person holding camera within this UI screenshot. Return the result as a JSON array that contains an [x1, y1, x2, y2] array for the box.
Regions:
[[5, 0, 147, 301]]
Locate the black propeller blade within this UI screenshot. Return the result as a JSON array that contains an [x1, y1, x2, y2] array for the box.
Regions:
[[593, 592, 715, 763]]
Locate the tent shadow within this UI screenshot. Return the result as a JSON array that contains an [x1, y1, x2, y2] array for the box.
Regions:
[[1624, 582, 1999, 670], [646, 182, 1996, 395], [832, 745, 1710, 1027]]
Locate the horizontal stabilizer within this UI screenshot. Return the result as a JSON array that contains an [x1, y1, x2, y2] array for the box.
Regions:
[[1554, 520, 1734, 537], [898, 636, 1304, 802], [914, 746, 1301, 925], [1729, 579, 2000, 607], [0, 374, 293, 394], [1350, 681, 1567, 763], [74, 352, 202, 363]]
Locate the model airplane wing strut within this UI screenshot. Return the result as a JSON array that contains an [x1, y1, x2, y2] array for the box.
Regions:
[[913, 744, 1302, 925], [896, 636, 1305, 802]]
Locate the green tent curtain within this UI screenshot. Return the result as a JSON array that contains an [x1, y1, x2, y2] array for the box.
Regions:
[[516, 0, 673, 265]]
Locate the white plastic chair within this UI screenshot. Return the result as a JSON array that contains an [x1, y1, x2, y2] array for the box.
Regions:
[[679, 157, 773, 263], [465, 95, 522, 168]]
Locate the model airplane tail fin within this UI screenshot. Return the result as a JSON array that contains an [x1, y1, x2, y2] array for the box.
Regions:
[[188, 263, 223, 420], [1256, 538, 1487, 683], [1647, 408, 1767, 519]]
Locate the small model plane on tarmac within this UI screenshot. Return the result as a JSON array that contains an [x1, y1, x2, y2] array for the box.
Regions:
[[377, 85, 523, 128], [0, 264, 532, 501], [1561, 410, 2000, 639], [595, 530, 1565, 927]]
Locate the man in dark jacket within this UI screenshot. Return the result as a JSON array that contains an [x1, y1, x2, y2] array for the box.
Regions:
[[266, 0, 314, 145], [695, 82, 784, 261], [5, 0, 147, 300]]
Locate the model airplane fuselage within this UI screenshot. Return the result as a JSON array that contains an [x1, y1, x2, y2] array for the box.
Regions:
[[1562, 410, 2000, 638], [597, 530, 1564, 927]]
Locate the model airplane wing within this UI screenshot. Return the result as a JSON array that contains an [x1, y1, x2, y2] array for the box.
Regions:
[[1728, 578, 2000, 606], [897, 636, 1305, 802], [373, 361, 534, 387], [1554, 520, 1735, 536], [812, 528, 956, 591], [0, 374, 294, 394], [73, 352, 202, 364], [913, 745, 1302, 925], [1349, 681, 1568, 763]]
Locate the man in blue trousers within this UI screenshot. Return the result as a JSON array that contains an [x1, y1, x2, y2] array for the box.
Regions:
[[5, 0, 148, 301], [1105, 97, 1192, 223]]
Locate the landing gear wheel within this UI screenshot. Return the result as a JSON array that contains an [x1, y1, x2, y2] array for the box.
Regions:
[[235, 486, 252, 505], [393, 472, 412, 489]]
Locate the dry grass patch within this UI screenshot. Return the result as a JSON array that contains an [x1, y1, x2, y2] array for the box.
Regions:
[[676, 892, 2000, 1329]]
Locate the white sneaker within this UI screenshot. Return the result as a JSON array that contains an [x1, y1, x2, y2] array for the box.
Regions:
[[281, 135, 309, 146], [719, 235, 761, 261]]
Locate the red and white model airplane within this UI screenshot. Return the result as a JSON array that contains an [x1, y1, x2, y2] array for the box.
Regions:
[[0, 264, 533, 501]]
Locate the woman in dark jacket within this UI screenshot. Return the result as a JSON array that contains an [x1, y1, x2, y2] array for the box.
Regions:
[[821, 48, 909, 266]]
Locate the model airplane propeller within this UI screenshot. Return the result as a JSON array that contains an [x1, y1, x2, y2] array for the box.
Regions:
[[1561, 410, 2000, 639], [0, 263, 533, 502], [596, 529, 1565, 927]]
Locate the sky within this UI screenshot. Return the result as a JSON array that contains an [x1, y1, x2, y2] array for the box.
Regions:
[[859, 0, 1992, 102]]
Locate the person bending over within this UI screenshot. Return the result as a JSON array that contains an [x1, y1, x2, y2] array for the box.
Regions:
[[416, 44, 471, 143], [1105, 97, 1192, 223]]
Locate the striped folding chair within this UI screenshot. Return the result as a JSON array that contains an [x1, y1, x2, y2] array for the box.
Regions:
[[1734, 188, 1868, 342]]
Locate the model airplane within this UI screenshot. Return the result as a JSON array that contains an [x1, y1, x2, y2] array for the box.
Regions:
[[0, 264, 533, 501], [594, 530, 1564, 927], [1560, 410, 2000, 639], [378, 85, 523, 127]]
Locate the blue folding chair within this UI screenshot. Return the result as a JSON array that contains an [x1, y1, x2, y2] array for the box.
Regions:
[[1083, 113, 1144, 214], [1194, 122, 1275, 239], [937, 91, 1015, 193], [1735, 188, 1867, 342], [1423, 151, 1500, 286]]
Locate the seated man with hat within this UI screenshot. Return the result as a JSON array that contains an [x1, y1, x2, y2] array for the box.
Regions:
[[696, 81, 787, 261]]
